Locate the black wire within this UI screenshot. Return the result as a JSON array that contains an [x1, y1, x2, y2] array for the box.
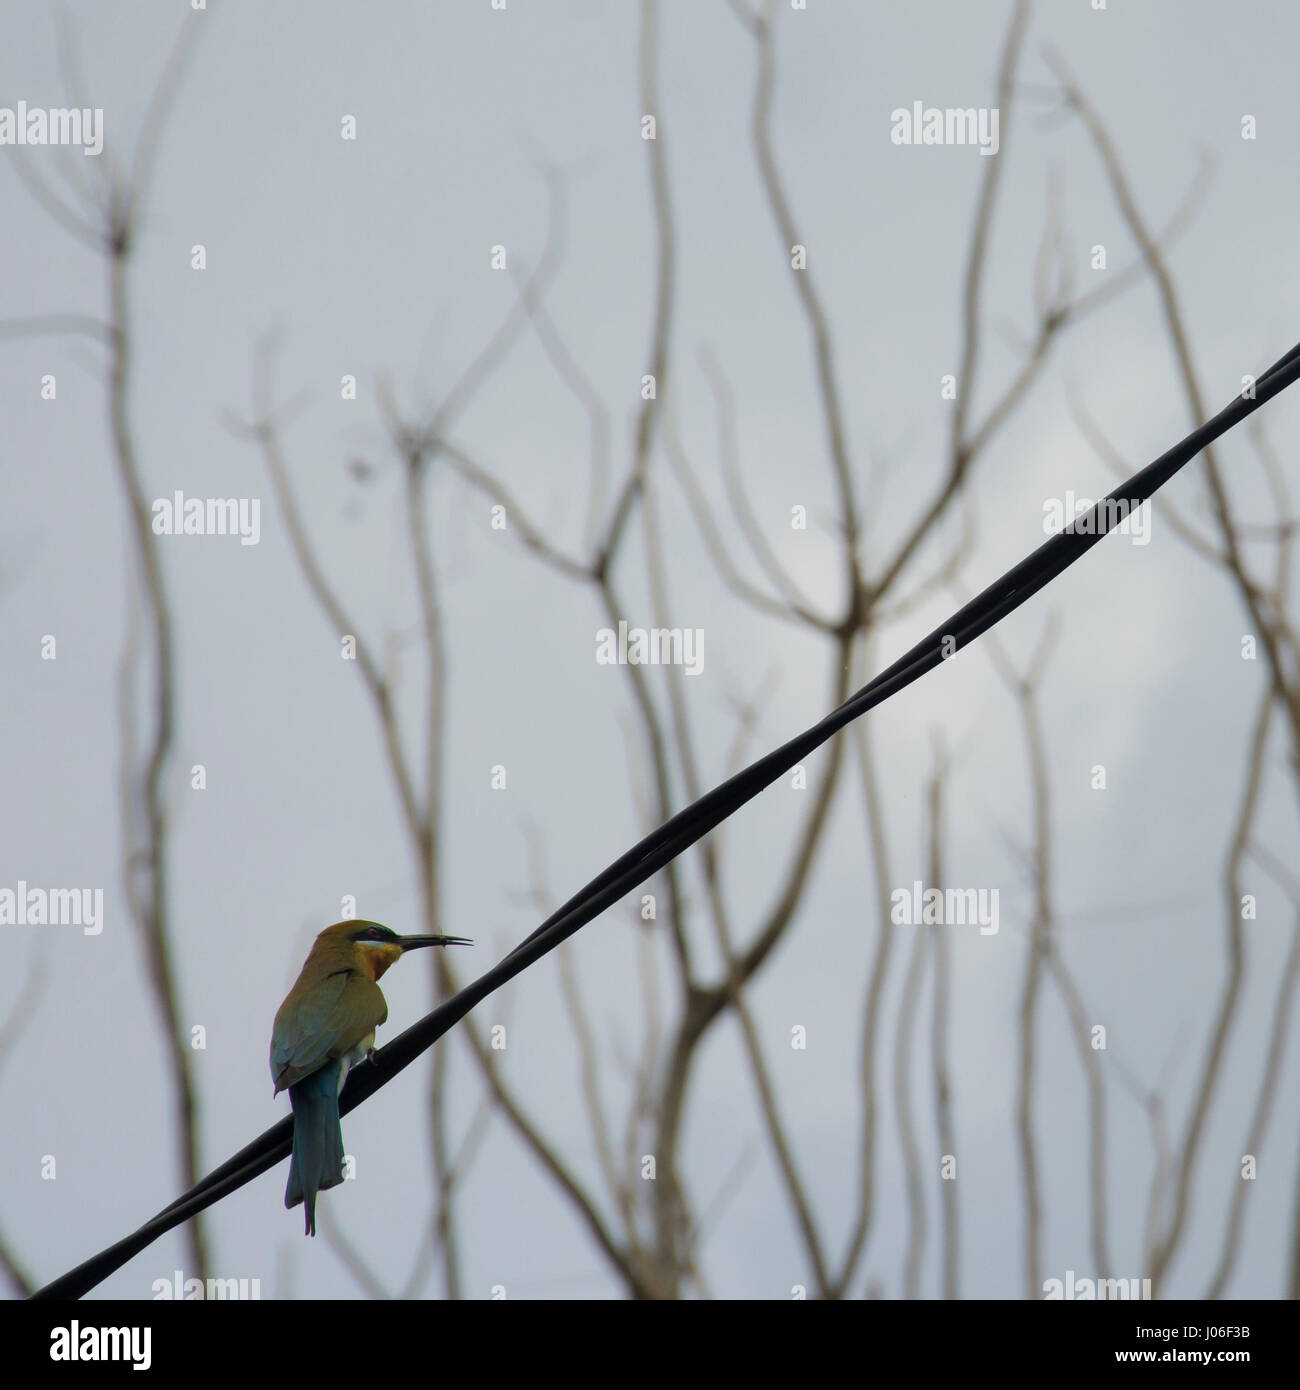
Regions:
[[32, 340, 1300, 1300]]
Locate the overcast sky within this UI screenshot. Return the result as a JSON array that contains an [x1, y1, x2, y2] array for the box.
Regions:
[[2, 0, 1299, 1300]]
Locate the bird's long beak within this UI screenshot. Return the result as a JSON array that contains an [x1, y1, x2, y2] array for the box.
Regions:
[[395, 934, 473, 951]]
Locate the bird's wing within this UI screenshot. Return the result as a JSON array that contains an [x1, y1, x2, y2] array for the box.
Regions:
[[271, 971, 387, 1092]]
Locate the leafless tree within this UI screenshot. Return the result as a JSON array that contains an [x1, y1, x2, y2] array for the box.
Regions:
[[8, 0, 1297, 1303], [2, 14, 211, 1283]]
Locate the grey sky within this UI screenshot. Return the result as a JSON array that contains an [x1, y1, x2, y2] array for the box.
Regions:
[[2, 0, 1299, 1299]]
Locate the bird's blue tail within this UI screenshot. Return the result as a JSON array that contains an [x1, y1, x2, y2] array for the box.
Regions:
[[285, 1062, 346, 1236]]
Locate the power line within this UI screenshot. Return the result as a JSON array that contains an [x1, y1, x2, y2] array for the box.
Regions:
[[32, 339, 1300, 1300]]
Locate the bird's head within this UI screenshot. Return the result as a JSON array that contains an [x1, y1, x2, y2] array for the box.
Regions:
[[334, 920, 472, 981]]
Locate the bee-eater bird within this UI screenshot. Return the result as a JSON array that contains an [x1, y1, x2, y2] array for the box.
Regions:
[[270, 920, 472, 1235]]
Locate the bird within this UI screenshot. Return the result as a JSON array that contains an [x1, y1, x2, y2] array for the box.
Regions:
[[270, 919, 472, 1235]]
